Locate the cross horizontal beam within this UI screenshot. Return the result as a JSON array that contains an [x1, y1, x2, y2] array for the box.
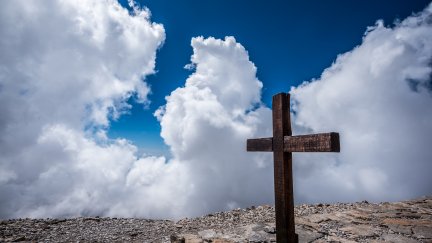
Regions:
[[247, 132, 340, 152]]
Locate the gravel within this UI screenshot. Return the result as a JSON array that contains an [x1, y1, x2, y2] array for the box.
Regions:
[[1, 196, 431, 242]]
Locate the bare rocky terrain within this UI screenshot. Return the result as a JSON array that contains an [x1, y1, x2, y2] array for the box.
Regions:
[[1, 196, 431, 242]]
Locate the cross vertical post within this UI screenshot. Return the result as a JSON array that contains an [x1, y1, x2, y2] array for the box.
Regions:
[[272, 93, 297, 243]]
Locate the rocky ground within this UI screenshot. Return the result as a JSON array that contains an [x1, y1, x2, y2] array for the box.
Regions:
[[1, 196, 431, 242]]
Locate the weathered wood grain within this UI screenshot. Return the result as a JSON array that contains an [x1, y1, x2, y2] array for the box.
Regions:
[[284, 132, 340, 152], [246, 138, 272, 151], [272, 93, 297, 243], [247, 133, 340, 153]]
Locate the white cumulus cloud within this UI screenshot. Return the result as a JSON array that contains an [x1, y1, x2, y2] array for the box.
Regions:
[[0, 0, 272, 218], [290, 3, 432, 203], [0, 0, 168, 218], [156, 36, 273, 217]]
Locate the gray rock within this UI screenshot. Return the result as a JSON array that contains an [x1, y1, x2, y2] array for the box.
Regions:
[[339, 224, 378, 237], [296, 225, 323, 243], [387, 224, 413, 234], [197, 229, 217, 239], [382, 233, 419, 243], [413, 225, 432, 239]]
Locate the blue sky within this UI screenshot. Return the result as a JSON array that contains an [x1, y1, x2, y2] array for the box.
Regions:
[[110, 0, 431, 155]]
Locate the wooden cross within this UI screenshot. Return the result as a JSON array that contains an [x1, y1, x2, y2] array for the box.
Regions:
[[246, 93, 340, 243]]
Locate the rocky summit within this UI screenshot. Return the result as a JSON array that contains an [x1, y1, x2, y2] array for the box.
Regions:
[[1, 196, 431, 242]]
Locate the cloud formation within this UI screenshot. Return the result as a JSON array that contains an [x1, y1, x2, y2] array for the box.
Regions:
[[290, 4, 432, 203], [0, 0, 166, 218], [156, 36, 273, 217], [1, 0, 431, 220], [0, 0, 272, 218]]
